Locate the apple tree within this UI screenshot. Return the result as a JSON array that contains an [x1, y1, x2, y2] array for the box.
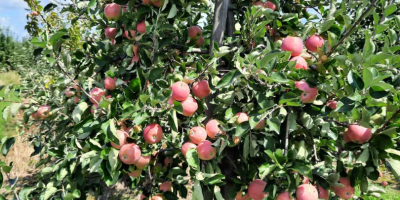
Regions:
[[2, 0, 400, 199]]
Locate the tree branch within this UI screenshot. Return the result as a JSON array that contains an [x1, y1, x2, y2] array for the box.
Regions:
[[326, 0, 378, 57], [56, 62, 99, 105], [374, 109, 400, 135], [323, 117, 350, 128]]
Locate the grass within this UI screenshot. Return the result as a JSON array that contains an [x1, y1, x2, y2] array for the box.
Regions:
[[355, 185, 400, 200]]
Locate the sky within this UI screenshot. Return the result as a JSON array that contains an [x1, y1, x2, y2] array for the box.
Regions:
[[0, 0, 51, 40]]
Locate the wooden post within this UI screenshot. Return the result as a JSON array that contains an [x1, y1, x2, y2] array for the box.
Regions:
[[209, 0, 230, 55]]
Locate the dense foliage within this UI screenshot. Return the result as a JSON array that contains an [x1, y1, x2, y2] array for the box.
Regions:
[[1, 0, 400, 199]]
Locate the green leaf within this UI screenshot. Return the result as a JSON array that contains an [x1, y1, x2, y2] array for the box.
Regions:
[[387, 158, 400, 179], [41, 187, 58, 200], [291, 161, 313, 178], [72, 102, 88, 123], [186, 148, 200, 170], [214, 186, 224, 200], [267, 117, 280, 134], [235, 121, 250, 137], [259, 163, 277, 179], [18, 187, 37, 200], [193, 180, 204, 200], [1, 137, 15, 156], [384, 4, 397, 17], [2, 105, 10, 121], [318, 19, 335, 33], [347, 71, 364, 90], [108, 148, 120, 171], [215, 70, 242, 89], [363, 30, 375, 59], [43, 3, 57, 12], [355, 148, 370, 166], [167, 4, 177, 18], [148, 68, 164, 83], [49, 29, 68, 45], [363, 68, 374, 88]]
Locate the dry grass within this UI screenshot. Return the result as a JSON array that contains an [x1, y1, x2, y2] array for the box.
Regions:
[[0, 71, 21, 86]]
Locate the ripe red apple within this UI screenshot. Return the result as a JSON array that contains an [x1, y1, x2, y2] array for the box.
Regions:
[[105, 27, 117, 40], [235, 112, 249, 124], [37, 105, 51, 119], [295, 80, 318, 103], [290, 56, 308, 70], [254, 119, 265, 130], [110, 130, 129, 149], [143, 0, 152, 5], [64, 87, 75, 97], [31, 11, 39, 16], [197, 140, 216, 160], [195, 37, 205, 47], [181, 142, 197, 157], [73, 96, 80, 104], [151, 0, 164, 7], [327, 100, 337, 109], [31, 112, 40, 120], [164, 157, 173, 166], [104, 3, 121, 21], [345, 125, 372, 144], [137, 21, 147, 34], [381, 181, 388, 187], [316, 185, 329, 200], [296, 184, 318, 200], [192, 80, 211, 99], [300, 88, 318, 103], [276, 191, 293, 200], [118, 143, 142, 164], [248, 179, 267, 200], [89, 87, 105, 104], [305, 35, 324, 52], [128, 169, 142, 177], [171, 81, 190, 101], [281, 36, 303, 56], [135, 154, 152, 169], [181, 97, 198, 116], [124, 29, 136, 40], [188, 26, 202, 39], [104, 77, 117, 91], [159, 181, 172, 192], [332, 177, 354, 199], [205, 119, 226, 139], [189, 126, 207, 144], [143, 123, 163, 144], [265, 1, 276, 10]]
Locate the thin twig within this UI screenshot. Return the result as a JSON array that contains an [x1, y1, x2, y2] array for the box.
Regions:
[[323, 117, 350, 128], [374, 109, 400, 135], [284, 108, 291, 156], [326, 0, 378, 57], [56, 62, 99, 105]]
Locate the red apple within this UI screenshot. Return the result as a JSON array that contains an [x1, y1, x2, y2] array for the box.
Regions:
[[290, 56, 308, 70], [143, 123, 163, 144], [171, 81, 190, 101], [135, 154, 152, 169], [89, 87, 105, 104], [105, 27, 117, 40], [281, 36, 303, 56], [188, 26, 202, 39], [192, 80, 211, 99], [248, 179, 267, 200], [181, 142, 197, 157], [189, 126, 207, 144], [205, 119, 226, 139], [137, 21, 147, 34], [104, 3, 121, 21], [181, 97, 198, 116], [296, 184, 318, 200], [235, 112, 249, 124], [305, 35, 324, 52], [118, 143, 142, 164], [197, 140, 216, 160], [332, 177, 354, 199], [37, 105, 51, 119], [110, 130, 129, 149], [104, 77, 117, 91]]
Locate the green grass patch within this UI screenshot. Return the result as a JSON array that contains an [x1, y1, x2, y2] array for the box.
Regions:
[[355, 184, 400, 200]]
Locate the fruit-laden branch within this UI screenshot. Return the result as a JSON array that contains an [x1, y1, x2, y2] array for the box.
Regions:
[[374, 109, 400, 135], [56, 61, 99, 105], [284, 108, 291, 156], [326, 0, 378, 57]]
